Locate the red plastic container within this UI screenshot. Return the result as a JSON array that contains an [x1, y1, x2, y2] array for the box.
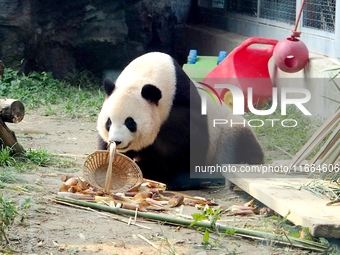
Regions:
[[202, 37, 278, 111]]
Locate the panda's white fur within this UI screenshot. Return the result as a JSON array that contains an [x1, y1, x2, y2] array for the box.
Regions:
[[97, 52, 176, 152], [97, 52, 264, 190]]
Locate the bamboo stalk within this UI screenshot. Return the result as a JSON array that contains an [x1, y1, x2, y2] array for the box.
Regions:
[[318, 138, 340, 166], [328, 145, 340, 165], [55, 196, 328, 252], [310, 126, 340, 165], [289, 108, 340, 168], [104, 142, 116, 193], [55, 199, 150, 229]]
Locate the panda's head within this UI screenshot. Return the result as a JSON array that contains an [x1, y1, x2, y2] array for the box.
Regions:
[[97, 52, 177, 152]]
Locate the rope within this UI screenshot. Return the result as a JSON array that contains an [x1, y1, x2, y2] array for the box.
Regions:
[[291, 0, 307, 39]]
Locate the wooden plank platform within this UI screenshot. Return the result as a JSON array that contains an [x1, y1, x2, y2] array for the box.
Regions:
[[222, 166, 340, 238]]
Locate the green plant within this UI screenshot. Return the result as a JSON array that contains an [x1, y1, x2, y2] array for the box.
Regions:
[[23, 148, 52, 166], [18, 148, 73, 169], [0, 194, 18, 243], [158, 235, 177, 255], [0, 168, 19, 187], [0, 68, 104, 119], [18, 197, 31, 209], [245, 104, 321, 163], [0, 148, 74, 190], [0, 146, 16, 167], [62, 69, 100, 89], [191, 207, 223, 249]]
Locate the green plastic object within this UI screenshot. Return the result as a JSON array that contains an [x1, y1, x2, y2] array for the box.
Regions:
[[183, 55, 219, 82], [183, 50, 228, 82]]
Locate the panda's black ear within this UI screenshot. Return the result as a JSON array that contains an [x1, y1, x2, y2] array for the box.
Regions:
[[141, 84, 162, 105], [103, 78, 115, 96]]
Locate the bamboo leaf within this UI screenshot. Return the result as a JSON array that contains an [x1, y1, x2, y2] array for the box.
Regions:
[[203, 229, 210, 243], [190, 213, 207, 227], [321, 95, 340, 104], [328, 76, 340, 92], [320, 66, 340, 72]]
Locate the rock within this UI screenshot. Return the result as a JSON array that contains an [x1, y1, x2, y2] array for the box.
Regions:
[[0, 0, 191, 79]]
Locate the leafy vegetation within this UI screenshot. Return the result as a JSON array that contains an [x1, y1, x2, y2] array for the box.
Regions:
[[0, 68, 104, 119], [0, 195, 18, 243], [22, 148, 56, 166], [0, 147, 74, 190], [191, 207, 223, 249], [245, 105, 322, 163], [0, 146, 16, 167]]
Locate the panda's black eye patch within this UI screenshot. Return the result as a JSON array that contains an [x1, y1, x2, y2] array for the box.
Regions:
[[105, 118, 112, 132], [125, 117, 137, 132]]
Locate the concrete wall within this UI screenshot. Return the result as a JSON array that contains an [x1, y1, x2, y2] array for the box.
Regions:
[[182, 25, 340, 119]]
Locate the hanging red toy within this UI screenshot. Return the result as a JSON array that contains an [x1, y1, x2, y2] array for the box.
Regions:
[[273, 0, 309, 73]]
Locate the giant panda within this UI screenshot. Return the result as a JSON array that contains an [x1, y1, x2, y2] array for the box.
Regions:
[[97, 52, 264, 190]]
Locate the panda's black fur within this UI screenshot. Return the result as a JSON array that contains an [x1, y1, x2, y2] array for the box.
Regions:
[[97, 52, 264, 190]]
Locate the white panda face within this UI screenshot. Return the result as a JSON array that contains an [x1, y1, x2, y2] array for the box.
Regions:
[[105, 116, 137, 151], [97, 52, 177, 152], [97, 80, 164, 153]]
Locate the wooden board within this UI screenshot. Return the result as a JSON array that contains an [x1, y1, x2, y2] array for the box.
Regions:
[[222, 166, 340, 238]]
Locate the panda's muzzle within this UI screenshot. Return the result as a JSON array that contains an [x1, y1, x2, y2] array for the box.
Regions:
[[112, 141, 131, 151]]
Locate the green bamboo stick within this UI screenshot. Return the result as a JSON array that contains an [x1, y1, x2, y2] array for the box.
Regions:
[[55, 196, 329, 252]]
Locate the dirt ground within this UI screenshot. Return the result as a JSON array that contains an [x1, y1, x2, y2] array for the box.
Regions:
[[3, 113, 318, 255]]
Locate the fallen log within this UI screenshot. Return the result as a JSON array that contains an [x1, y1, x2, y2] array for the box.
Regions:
[[0, 117, 25, 153], [0, 99, 25, 123], [0, 98, 25, 154]]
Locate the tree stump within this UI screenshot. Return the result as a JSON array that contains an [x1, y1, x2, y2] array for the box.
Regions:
[[0, 99, 25, 154]]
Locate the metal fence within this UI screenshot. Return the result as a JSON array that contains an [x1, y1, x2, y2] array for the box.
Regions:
[[260, 0, 296, 25], [199, 0, 336, 33], [303, 0, 335, 32]]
